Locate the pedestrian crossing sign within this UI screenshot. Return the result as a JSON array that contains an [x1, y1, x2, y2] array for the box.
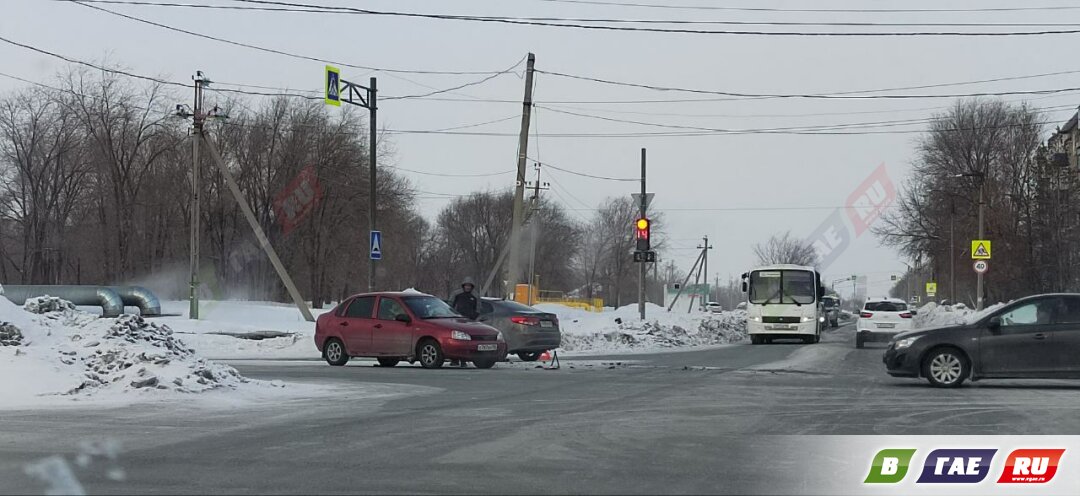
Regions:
[[325, 65, 341, 107], [926, 282, 937, 297], [971, 240, 991, 260]]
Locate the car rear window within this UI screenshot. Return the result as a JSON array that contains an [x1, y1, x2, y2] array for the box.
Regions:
[[493, 300, 541, 313], [864, 301, 907, 312]]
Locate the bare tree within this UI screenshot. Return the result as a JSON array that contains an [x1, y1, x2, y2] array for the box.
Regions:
[[753, 231, 820, 267]]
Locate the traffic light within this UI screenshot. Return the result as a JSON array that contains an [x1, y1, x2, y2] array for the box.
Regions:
[[635, 217, 651, 251]]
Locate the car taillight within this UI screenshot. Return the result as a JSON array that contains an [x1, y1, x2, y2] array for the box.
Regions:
[[899, 312, 912, 319], [511, 316, 540, 326], [859, 312, 873, 318]]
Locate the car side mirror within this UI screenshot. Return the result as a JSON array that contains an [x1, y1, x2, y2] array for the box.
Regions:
[[987, 316, 1001, 330], [910, 309, 918, 316], [395, 314, 411, 324], [741, 282, 748, 293]]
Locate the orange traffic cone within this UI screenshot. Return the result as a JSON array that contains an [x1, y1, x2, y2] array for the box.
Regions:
[[539, 350, 552, 362]]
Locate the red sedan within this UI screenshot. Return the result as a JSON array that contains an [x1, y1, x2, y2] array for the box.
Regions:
[[315, 292, 508, 369]]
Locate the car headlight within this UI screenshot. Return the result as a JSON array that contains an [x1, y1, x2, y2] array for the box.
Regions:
[[801, 316, 815, 322], [818, 316, 825, 323], [451, 330, 471, 341], [894, 337, 919, 349], [750, 316, 761, 322]]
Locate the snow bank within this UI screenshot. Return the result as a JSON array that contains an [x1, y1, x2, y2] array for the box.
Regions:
[[535, 303, 747, 353], [156, 300, 327, 360], [0, 295, 268, 407], [914, 302, 975, 329]]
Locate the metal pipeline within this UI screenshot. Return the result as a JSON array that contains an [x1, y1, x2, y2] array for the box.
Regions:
[[3, 285, 124, 317], [107, 286, 162, 316]]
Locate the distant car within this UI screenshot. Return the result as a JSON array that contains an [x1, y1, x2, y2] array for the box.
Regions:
[[857, 298, 913, 348], [315, 292, 508, 369], [821, 295, 840, 328], [478, 298, 561, 362], [705, 302, 723, 314], [884, 293, 1080, 387]]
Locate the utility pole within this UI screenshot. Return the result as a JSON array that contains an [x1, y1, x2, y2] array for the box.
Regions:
[[667, 249, 705, 312], [638, 147, 647, 320], [507, 53, 536, 300], [950, 198, 956, 304], [976, 178, 985, 310], [697, 235, 713, 308], [526, 162, 549, 305], [180, 71, 313, 322], [188, 71, 206, 320], [368, 77, 378, 292], [688, 247, 704, 314]]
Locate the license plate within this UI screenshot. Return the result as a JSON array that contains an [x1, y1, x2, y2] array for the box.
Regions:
[[540, 321, 554, 328], [766, 324, 797, 330], [477, 344, 498, 351], [876, 323, 895, 329]]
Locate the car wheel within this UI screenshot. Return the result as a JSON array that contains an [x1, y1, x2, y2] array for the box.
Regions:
[[750, 335, 763, 345], [813, 332, 821, 344], [517, 351, 542, 362], [417, 339, 444, 369], [377, 358, 399, 367], [922, 347, 969, 388], [323, 338, 349, 366], [855, 334, 864, 349], [473, 358, 497, 369]]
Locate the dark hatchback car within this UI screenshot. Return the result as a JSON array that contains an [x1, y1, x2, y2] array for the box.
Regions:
[[884, 293, 1080, 387], [478, 298, 561, 361]]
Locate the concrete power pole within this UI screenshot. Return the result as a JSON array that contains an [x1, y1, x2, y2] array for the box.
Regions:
[[698, 235, 713, 308], [638, 148, 647, 321], [976, 179, 985, 310], [368, 77, 378, 292], [507, 53, 536, 300], [188, 72, 206, 320], [526, 162, 548, 305]]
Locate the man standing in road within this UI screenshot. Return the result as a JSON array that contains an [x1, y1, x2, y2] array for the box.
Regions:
[[452, 277, 480, 320], [450, 277, 480, 367]]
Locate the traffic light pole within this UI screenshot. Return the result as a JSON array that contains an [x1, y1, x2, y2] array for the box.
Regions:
[[638, 148, 647, 320]]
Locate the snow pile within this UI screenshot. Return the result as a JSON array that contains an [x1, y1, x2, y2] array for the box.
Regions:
[[914, 302, 974, 329], [23, 295, 77, 314], [0, 295, 252, 403], [537, 303, 747, 352]]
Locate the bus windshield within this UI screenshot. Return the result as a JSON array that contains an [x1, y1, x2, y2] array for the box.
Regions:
[[749, 270, 816, 305]]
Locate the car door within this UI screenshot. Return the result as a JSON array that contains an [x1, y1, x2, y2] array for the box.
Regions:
[[372, 296, 413, 356], [1050, 296, 1080, 377], [340, 296, 376, 355], [979, 297, 1059, 377]]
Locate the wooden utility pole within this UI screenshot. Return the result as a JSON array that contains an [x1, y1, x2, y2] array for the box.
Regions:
[[507, 53, 536, 300]]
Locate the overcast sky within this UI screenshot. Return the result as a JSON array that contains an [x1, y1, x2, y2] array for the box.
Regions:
[[3, 0, 1077, 299]]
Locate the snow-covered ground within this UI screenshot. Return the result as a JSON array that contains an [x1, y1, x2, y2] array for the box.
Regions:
[[536, 302, 748, 353], [0, 292, 331, 409], [156, 300, 326, 360]]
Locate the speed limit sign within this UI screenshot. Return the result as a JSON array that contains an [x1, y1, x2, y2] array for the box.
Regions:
[[973, 260, 989, 274]]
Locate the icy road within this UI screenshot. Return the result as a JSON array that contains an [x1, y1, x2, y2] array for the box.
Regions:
[[3, 322, 1080, 495]]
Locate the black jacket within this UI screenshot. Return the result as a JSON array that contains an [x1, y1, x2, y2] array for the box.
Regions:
[[452, 291, 480, 320]]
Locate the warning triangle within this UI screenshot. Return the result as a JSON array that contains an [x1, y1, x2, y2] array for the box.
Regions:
[[973, 243, 989, 258]]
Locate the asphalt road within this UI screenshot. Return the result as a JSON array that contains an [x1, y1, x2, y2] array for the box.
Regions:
[[4, 321, 1080, 495]]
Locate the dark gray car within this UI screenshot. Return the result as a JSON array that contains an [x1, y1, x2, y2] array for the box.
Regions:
[[883, 293, 1080, 387], [478, 298, 561, 361]]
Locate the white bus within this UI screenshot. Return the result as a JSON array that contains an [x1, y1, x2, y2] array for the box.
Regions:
[[740, 264, 826, 345]]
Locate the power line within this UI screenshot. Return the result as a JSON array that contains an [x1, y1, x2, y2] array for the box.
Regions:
[[537, 69, 1080, 100], [537, 104, 1078, 134], [382, 57, 525, 100], [530, 0, 1080, 14], [387, 165, 514, 178], [534, 159, 638, 181], [59, 0, 1080, 36]]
